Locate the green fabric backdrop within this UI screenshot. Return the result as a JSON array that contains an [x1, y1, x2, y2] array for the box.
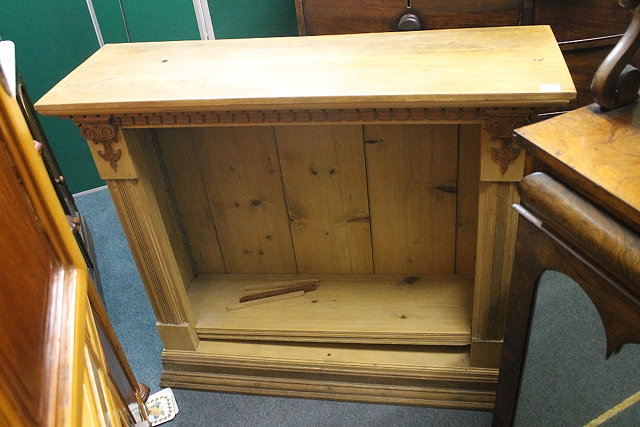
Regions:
[[1, 0, 298, 193]]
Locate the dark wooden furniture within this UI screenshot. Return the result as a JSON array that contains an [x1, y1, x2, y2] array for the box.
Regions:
[[16, 73, 104, 299], [0, 61, 149, 425], [492, 4, 640, 424], [295, 0, 636, 110], [294, 0, 522, 35]]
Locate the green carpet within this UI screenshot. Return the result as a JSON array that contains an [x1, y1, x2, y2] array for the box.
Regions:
[[75, 187, 639, 426], [514, 272, 640, 426]]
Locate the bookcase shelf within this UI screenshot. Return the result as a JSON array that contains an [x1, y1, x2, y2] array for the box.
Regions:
[[36, 25, 575, 408]]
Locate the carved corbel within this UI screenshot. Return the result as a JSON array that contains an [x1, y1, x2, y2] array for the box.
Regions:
[[77, 120, 137, 180], [484, 117, 530, 176], [80, 122, 122, 172]]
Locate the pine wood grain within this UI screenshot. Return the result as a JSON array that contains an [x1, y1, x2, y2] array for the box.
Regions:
[[276, 125, 373, 273], [190, 127, 297, 273], [106, 129, 195, 328], [35, 26, 575, 116], [472, 182, 519, 343], [155, 323, 200, 351], [30, 21, 579, 407], [156, 128, 226, 273], [365, 124, 458, 273], [188, 273, 472, 345], [455, 125, 480, 275], [177, 338, 474, 368], [161, 340, 497, 409]]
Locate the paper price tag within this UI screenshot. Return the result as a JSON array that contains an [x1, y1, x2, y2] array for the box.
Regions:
[[540, 83, 562, 92]]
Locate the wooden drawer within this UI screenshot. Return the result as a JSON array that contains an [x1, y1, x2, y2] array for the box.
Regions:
[[295, 0, 522, 35]]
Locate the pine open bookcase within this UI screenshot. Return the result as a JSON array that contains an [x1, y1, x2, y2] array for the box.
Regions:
[[36, 25, 575, 409]]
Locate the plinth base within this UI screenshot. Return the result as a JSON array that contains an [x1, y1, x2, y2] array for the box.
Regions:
[[160, 340, 497, 409]]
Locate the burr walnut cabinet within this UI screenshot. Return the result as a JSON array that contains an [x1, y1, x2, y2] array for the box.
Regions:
[[36, 26, 575, 409]]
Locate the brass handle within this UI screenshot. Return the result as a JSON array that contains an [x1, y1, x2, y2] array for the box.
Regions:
[[396, 13, 422, 31]]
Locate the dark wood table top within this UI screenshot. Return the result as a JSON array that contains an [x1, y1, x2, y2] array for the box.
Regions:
[[516, 101, 640, 233]]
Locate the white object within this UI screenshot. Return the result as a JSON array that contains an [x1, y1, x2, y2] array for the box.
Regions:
[[540, 83, 562, 92], [192, 0, 216, 40], [0, 40, 16, 97], [146, 388, 179, 426], [85, 0, 105, 47]]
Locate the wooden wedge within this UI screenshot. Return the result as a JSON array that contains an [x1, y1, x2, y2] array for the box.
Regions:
[[226, 291, 305, 311], [240, 282, 318, 303]]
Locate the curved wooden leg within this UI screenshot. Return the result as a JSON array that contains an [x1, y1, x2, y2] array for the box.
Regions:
[[493, 203, 640, 426], [492, 219, 547, 427]]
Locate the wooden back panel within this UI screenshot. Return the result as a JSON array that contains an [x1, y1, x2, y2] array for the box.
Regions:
[[157, 123, 471, 275]]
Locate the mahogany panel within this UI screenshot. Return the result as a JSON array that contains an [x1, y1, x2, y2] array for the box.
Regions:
[[534, 0, 630, 42], [299, 0, 521, 35], [0, 133, 55, 425], [561, 47, 618, 110]]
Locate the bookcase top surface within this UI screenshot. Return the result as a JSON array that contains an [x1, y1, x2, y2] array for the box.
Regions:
[[36, 25, 575, 116]]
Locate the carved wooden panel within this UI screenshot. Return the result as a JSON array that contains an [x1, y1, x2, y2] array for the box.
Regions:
[[480, 116, 530, 182], [80, 122, 137, 180], [71, 108, 542, 129]]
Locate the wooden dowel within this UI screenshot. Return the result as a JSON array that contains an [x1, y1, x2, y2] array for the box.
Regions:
[[243, 279, 319, 292], [226, 291, 305, 311], [239, 282, 318, 303]]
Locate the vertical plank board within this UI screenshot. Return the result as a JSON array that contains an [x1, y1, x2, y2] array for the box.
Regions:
[[191, 127, 296, 273], [456, 125, 481, 275], [156, 128, 226, 274], [472, 181, 520, 343], [275, 125, 373, 273], [365, 124, 458, 273]]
